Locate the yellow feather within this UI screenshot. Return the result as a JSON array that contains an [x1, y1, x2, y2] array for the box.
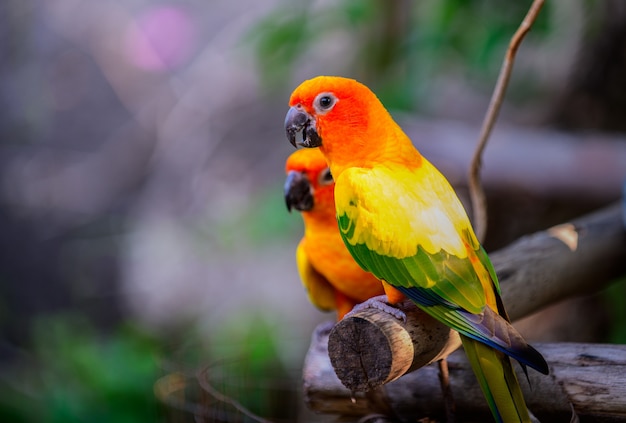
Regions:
[[295, 239, 336, 311], [335, 159, 474, 260]]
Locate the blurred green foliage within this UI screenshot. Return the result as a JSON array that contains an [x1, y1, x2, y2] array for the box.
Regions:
[[250, 0, 551, 110], [0, 314, 163, 423], [200, 317, 298, 421], [155, 313, 301, 422], [0, 312, 300, 423]]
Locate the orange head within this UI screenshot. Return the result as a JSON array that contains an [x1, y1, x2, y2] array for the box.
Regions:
[[284, 76, 420, 177], [284, 148, 334, 216]]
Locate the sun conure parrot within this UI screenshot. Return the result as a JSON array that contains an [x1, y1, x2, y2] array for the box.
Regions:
[[285, 148, 385, 320], [284, 76, 549, 423]]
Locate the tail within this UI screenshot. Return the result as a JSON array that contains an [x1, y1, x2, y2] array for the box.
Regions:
[[461, 335, 532, 423]]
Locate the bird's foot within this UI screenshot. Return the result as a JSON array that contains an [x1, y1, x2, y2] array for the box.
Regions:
[[345, 295, 407, 323]]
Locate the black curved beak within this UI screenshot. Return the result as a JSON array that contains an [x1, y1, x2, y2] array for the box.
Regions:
[[285, 106, 322, 148], [284, 170, 314, 212]]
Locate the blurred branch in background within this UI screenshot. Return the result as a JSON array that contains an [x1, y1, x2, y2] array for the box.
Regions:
[[469, 0, 545, 242]]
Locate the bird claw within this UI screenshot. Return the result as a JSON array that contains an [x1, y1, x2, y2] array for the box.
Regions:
[[345, 295, 407, 323]]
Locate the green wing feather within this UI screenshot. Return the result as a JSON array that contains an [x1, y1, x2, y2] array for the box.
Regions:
[[335, 162, 549, 375], [335, 162, 488, 314]]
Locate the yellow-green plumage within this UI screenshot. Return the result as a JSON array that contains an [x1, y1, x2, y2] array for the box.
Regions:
[[285, 75, 549, 423], [464, 339, 532, 422], [336, 161, 491, 310], [335, 148, 546, 423]]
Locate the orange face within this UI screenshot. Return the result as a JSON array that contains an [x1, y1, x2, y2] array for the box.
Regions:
[[283, 146, 386, 319], [284, 148, 334, 215], [285, 76, 371, 149], [285, 76, 414, 176]]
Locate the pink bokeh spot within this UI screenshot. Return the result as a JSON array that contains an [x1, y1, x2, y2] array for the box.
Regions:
[[125, 6, 196, 71]]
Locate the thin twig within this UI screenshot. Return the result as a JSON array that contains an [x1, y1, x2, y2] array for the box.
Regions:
[[469, 0, 545, 243], [437, 358, 456, 423]]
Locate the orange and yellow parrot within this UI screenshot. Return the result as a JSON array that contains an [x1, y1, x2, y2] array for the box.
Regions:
[[284, 76, 549, 422], [285, 148, 384, 320]]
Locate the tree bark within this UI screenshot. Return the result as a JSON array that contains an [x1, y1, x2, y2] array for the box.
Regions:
[[305, 330, 626, 422], [328, 301, 461, 391], [494, 203, 626, 320], [305, 202, 626, 421]]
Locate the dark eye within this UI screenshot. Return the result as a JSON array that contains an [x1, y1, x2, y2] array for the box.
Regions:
[[315, 93, 336, 112], [319, 96, 333, 109], [319, 168, 333, 185]]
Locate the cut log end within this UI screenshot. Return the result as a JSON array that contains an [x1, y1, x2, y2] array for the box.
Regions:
[[328, 301, 461, 392], [328, 308, 412, 391]]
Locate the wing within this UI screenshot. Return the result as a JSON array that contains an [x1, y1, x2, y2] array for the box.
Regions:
[[335, 162, 548, 374], [335, 161, 487, 312], [296, 239, 336, 311]]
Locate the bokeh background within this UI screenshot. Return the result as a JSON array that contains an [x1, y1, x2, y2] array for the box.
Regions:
[[1, 0, 625, 422]]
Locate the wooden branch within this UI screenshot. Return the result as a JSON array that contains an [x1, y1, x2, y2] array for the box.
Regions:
[[305, 202, 626, 419], [495, 202, 626, 320], [305, 332, 626, 422], [328, 301, 461, 391], [469, 0, 545, 242]]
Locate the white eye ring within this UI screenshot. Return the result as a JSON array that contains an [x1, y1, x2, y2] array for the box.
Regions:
[[314, 92, 337, 114], [318, 168, 333, 186]]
